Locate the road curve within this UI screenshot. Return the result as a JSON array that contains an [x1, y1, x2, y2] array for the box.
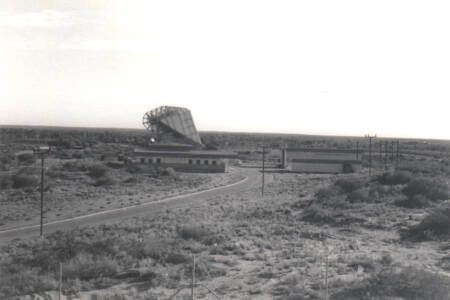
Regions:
[[0, 167, 261, 245]]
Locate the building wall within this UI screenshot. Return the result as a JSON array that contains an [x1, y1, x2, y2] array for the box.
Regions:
[[133, 156, 228, 173], [290, 162, 362, 174], [286, 151, 357, 161]]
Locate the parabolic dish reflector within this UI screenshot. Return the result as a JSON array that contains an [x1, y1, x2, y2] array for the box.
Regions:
[[142, 106, 203, 146]]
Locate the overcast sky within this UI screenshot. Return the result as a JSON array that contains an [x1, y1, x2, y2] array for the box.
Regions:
[[1, 1, 449, 139]]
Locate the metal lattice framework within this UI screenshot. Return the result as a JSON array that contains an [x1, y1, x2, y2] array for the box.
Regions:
[[142, 106, 203, 145]]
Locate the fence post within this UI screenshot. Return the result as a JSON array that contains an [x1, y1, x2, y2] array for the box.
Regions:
[[59, 262, 62, 300]]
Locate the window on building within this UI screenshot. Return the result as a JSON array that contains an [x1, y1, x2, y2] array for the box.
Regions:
[[157, 158, 161, 164], [140, 158, 145, 163], [204, 160, 209, 165], [189, 159, 193, 164], [148, 158, 153, 164], [212, 160, 217, 165], [196, 160, 201, 164]]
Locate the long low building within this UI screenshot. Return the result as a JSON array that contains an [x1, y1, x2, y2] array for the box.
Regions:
[[281, 147, 362, 173], [132, 149, 237, 173]]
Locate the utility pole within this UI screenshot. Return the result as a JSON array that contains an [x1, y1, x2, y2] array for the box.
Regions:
[[379, 141, 382, 165], [59, 262, 62, 300], [40, 152, 44, 237], [396, 140, 400, 169], [34, 146, 51, 237], [191, 255, 196, 300], [391, 140, 395, 162], [356, 141, 359, 160], [384, 141, 388, 169], [366, 135, 376, 177], [261, 146, 265, 196]]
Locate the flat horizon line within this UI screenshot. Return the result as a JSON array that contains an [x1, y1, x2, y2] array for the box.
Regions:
[[0, 123, 449, 142]]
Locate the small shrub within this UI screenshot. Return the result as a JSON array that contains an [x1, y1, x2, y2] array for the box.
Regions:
[[395, 194, 430, 208], [402, 177, 449, 201], [346, 188, 371, 203], [106, 161, 124, 169], [177, 224, 209, 241], [0, 174, 13, 189], [332, 266, 450, 300], [63, 253, 120, 281], [11, 174, 38, 189], [334, 177, 365, 193], [377, 170, 412, 185], [315, 185, 342, 200], [126, 164, 144, 174], [302, 205, 335, 225], [62, 161, 89, 172], [93, 176, 116, 186], [165, 252, 189, 264], [402, 205, 450, 241], [71, 152, 84, 159], [162, 167, 178, 178], [17, 153, 35, 164], [88, 164, 109, 178], [302, 205, 364, 226]]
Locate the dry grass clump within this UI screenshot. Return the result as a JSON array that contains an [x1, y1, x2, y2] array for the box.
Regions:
[[402, 177, 449, 201], [93, 176, 116, 186], [17, 152, 35, 164], [377, 170, 412, 185], [302, 204, 364, 226], [395, 177, 449, 208], [334, 177, 365, 193], [87, 164, 109, 178], [331, 266, 450, 300], [402, 204, 450, 241], [0, 218, 230, 298], [177, 224, 211, 242], [11, 174, 38, 189]]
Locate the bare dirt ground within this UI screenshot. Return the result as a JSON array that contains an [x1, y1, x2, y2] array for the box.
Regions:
[[0, 158, 244, 231], [8, 169, 448, 299]]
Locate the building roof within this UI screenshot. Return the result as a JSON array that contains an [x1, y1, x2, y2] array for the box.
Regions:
[[286, 148, 358, 154], [147, 143, 195, 151], [133, 149, 237, 159], [291, 158, 362, 164]]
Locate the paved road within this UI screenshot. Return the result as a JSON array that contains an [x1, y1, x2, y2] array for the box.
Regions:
[[0, 167, 263, 246]]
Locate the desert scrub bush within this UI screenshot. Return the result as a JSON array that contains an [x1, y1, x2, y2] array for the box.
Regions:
[[63, 253, 120, 281], [161, 167, 179, 179], [62, 160, 89, 172], [0, 174, 13, 189], [177, 224, 211, 242], [402, 204, 450, 241], [334, 177, 365, 193], [106, 161, 124, 169], [87, 164, 109, 178], [0, 227, 172, 296], [301, 204, 364, 226], [183, 259, 227, 279], [331, 266, 450, 300], [17, 152, 35, 164], [346, 188, 370, 203], [377, 170, 412, 185], [0, 268, 58, 298], [93, 176, 116, 186], [402, 177, 449, 201], [11, 174, 38, 189], [395, 194, 430, 208], [71, 151, 84, 159]]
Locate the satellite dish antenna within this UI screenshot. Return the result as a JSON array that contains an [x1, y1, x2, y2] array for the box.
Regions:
[[142, 106, 203, 146]]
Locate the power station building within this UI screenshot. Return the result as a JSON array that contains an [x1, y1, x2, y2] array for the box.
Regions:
[[281, 147, 362, 173], [134, 106, 236, 173], [133, 148, 235, 173]]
